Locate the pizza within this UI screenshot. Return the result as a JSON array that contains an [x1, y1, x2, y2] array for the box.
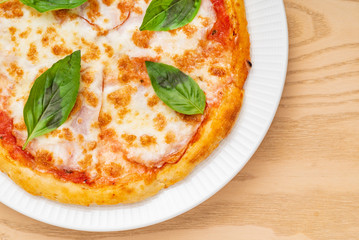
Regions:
[[0, 0, 250, 205]]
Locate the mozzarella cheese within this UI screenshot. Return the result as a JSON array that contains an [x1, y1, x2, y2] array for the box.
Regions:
[[0, 0, 234, 182]]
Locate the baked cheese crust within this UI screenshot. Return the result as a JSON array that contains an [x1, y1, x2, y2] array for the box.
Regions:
[[0, 0, 250, 205]]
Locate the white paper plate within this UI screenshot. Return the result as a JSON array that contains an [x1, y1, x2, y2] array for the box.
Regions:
[[0, 0, 288, 231]]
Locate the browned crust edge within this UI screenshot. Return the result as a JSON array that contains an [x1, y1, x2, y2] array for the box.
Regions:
[[0, 0, 250, 205]]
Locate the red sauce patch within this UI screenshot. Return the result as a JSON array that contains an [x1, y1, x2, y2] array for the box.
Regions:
[[208, 0, 232, 46]]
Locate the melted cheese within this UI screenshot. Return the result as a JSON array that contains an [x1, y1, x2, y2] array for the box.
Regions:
[[0, 0, 234, 181]]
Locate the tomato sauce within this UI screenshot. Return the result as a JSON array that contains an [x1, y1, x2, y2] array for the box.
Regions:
[[208, 0, 232, 45]]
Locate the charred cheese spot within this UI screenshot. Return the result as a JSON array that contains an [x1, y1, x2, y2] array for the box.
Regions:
[[19, 27, 31, 38], [165, 131, 176, 144], [82, 89, 98, 107], [87, 0, 100, 22], [117, 0, 133, 17], [36, 150, 54, 166], [140, 135, 156, 147], [81, 70, 94, 85], [103, 43, 114, 58], [200, 16, 210, 27], [183, 25, 197, 38], [117, 107, 129, 120], [14, 122, 26, 130], [147, 95, 159, 107], [104, 162, 123, 178], [27, 43, 38, 63], [49, 129, 61, 137], [102, 0, 114, 6], [209, 66, 226, 77], [78, 154, 93, 169], [173, 40, 226, 73], [153, 113, 166, 131], [107, 86, 136, 108], [121, 133, 136, 145], [154, 46, 163, 54], [42, 27, 57, 47], [117, 3, 141, 20], [82, 38, 101, 62], [8, 27, 17, 43], [59, 128, 74, 141], [0, 1, 23, 18], [8, 26, 16, 35], [86, 141, 97, 151], [173, 49, 204, 73], [199, 39, 225, 59], [117, 55, 158, 85], [169, 25, 197, 38], [98, 111, 112, 127], [99, 128, 117, 140], [7, 62, 23, 79], [53, 9, 77, 23], [78, 134, 84, 142], [132, 30, 154, 48], [177, 113, 203, 125], [52, 44, 72, 56]]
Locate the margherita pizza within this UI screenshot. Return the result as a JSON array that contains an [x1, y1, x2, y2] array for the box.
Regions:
[[0, 0, 250, 205]]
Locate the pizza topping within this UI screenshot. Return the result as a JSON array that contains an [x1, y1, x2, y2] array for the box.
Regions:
[[19, 0, 89, 13], [23, 51, 81, 148], [147, 94, 160, 107], [145, 61, 206, 115], [107, 86, 136, 109], [87, 0, 100, 22], [140, 134, 156, 146], [27, 43, 38, 63], [51, 44, 73, 56], [121, 133, 136, 145], [41, 26, 57, 47], [140, 0, 201, 31], [82, 89, 99, 107], [98, 111, 112, 127], [207, 0, 231, 45], [165, 131, 175, 144], [0, 0, 23, 18], [153, 113, 166, 131], [209, 65, 226, 77], [132, 30, 155, 48], [0, 0, 235, 181], [6, 62, 24, 80], [19, 27, 31, 38]]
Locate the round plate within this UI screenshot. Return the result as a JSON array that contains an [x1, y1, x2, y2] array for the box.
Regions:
[[0, 0, 288, 232]]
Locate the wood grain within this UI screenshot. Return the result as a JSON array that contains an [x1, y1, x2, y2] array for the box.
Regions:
[[1, 0, 359, 239]]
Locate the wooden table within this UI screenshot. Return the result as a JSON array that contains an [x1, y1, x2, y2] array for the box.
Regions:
[[1, 0, 359, 239]]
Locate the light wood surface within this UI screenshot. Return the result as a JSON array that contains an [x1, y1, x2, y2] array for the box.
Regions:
[[1, 0, 359, 239]]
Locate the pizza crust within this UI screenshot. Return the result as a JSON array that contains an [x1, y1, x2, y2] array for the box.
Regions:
[[0, 0, 250, 205]]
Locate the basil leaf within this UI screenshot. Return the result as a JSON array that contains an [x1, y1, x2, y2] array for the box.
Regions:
[[19, 0, 88, 13], [23, 50, 81, 149], [140, 0, 201, 31], [145, 61, 206, 115]]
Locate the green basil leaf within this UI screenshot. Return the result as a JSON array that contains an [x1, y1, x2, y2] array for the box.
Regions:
[[23, 50, 81, 149], [145, 61, 206, 115], [19, 0, 88, 13], [140, 0, 201, 31]]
